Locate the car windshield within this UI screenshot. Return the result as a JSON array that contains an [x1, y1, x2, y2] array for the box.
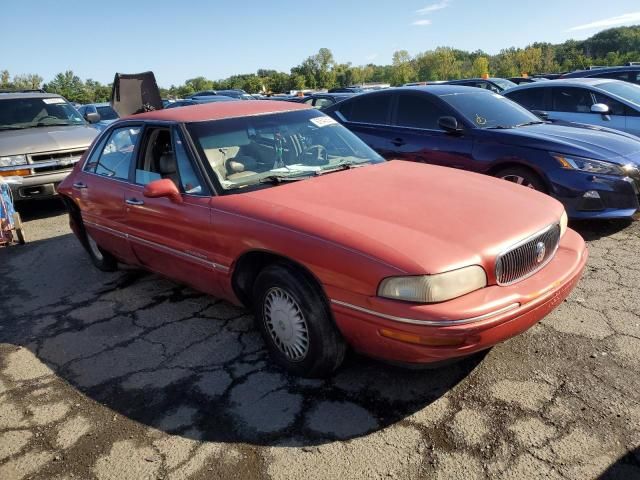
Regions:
[[187, 109, 384, 190], [96, 105, 119, 120], [0, 97, 86, 129], [597, 81, 640, 108], [441, 91, 541, 129], [491, 78, 517, 90]]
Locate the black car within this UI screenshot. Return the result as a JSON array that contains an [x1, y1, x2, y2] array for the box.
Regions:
[[296, 92, 357, 109], [508, 77, 549, 85], [323, 86, 640, 219], [328, 87, 364, 93], [560, 66, 640, 85], [441, 78, 517, 93]]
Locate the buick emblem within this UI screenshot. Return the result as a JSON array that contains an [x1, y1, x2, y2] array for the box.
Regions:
[[535, 241, 546, 263]]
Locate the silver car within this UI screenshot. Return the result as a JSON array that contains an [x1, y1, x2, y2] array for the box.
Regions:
[[0, 93, 99, 200], [504, 78, 640, 137]]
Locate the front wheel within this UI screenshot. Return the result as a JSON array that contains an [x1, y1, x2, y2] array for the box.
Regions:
[[496, 166, 547, 192], [253, 264, 346, 377]]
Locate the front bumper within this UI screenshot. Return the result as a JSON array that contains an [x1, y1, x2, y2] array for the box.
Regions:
[[8, 170, 72, 200], [548, 168, 640, 219], [328, 229, 587, 365]]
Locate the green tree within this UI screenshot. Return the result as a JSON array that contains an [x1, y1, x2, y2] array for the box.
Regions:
[[390, 50, 416, 85], [471, 56, 490, 77], [43, 71, 88, 102]]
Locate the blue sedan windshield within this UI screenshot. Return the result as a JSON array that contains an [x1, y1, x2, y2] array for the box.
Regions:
[[441, 91, 541, 129]]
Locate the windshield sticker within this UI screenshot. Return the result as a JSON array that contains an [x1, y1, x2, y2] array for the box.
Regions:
[[42, 98, 66, 104], [475, 114, 487, 126], [310, 117, 337, 127]]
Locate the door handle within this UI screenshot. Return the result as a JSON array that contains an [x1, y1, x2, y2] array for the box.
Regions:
[[72, 182, 87, 189], [391, 138, 406, 147], [125, 198, 144, 206]]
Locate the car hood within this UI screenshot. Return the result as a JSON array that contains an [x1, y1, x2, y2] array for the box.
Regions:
[[479, 122, 640, 164], [218, 161, 564, 275], [0, 125, 99, 156]]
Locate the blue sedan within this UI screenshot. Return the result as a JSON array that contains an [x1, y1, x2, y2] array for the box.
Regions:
[[324, 86, 640, 219], [504, 78, 640, 137]]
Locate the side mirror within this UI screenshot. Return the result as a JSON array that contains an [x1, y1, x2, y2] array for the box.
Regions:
[[531, 110, 549, 120], [143, 179, 183, 204], [438, 116, 462, 133], [85, 112, 101, 124], [591, 103, 610, 114]]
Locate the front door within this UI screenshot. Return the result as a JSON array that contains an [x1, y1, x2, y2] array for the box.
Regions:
[[74, 125, 142, 263], [123, 125, 222, 295]]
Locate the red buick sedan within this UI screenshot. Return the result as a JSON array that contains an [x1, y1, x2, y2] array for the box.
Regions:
[[58, 100, 588, 377]]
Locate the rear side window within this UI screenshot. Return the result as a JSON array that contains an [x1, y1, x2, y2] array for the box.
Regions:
[[551, 87, 593, 113], [395, 94, 447, 130], [85, 126, 140, 180], [342, 94, 391, 124], [506, 88, 546, 111]]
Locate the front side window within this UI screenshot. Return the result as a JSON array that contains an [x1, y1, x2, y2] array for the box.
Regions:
[[395, 94, 448, 130], [551, 87, 593, 113], [187, 109, 384, 191], [440, 91, 541, 129], [592, 93, 626, 116], [314, 98, 334, 109], [0, 97, 85, 130], [173, 129, 204, 194], [86, 126, 140, 179]]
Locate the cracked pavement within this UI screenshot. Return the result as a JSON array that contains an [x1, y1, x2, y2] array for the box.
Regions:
[[0, 200, 638, 480]]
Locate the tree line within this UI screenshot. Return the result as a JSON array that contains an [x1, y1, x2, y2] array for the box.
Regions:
[[2, 25, 639, 103]]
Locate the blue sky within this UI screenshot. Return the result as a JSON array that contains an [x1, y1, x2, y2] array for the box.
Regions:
[[2, 1, 639, 86]]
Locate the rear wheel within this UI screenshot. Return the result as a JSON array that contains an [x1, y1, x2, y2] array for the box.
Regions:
[[78, 219, 118, 272], [253, 264, 346, 377], [496, 166, 546, 192]]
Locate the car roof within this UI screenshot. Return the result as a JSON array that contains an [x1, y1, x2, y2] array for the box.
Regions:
[[0, 92, 64, 100], [504, 77, 618, 92], [127, 99, 310, 122], [388, 85, 495, 96], [83, 102, 111, 107], [563, 66, 640, 77]]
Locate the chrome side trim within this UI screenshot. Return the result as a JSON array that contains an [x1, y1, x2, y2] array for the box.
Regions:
[[330, 300, 520, 326], [83, 220, 230, 273]]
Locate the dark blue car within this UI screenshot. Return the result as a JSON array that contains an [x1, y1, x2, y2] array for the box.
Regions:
[[324, 86, 640, 219]]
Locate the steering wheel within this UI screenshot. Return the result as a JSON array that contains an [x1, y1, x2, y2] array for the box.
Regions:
[[36, 115, 60, 123], [300, 144, 328, 165]]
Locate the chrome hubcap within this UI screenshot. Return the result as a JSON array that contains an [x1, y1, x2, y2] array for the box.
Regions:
[[501, 174, 536, 189], [263, 287, 309, 361], [86, 233, 104, 261]]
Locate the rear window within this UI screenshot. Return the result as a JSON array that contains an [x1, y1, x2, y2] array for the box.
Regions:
[[340, 94, 391, 124], [506, 88, 547, 111]]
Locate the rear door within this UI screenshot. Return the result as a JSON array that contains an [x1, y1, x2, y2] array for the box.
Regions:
[[122, 124, 221, 295], [73, 124, 142, 263], [332, 92, 396, 158], [388, 92, 475, 170]]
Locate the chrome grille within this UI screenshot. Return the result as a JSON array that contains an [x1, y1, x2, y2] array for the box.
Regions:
[[30, 149, 86, 163], [495, 224, 561, 285]]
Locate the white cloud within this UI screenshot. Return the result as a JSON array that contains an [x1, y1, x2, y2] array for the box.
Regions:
[[416, 0, 451, 15], [365, 53, 379, 61], [568, 11, 640, 31], [412, 19, 433, 26]]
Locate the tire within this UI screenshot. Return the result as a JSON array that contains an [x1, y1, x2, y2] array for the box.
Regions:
[[495, 166, 547, 193], [253, 263, 347, 377], [79, 219, 118, 272]]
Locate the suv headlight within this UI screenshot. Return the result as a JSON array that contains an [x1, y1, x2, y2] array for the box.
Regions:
[[0, 155, 27, 168], [553, 154, 624, 175], [378, 266, 487, 303]]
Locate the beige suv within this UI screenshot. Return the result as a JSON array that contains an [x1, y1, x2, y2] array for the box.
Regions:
[[0, 92, 99, 200]]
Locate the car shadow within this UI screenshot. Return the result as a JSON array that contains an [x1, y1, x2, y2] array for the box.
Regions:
[[15, 197, 67, 221], [0, 233, 483, 446], [569, 216, 636, 242], [598, 447, 640, 479]]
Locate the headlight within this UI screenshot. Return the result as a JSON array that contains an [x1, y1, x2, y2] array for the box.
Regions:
[[378, 266, 487, 303], [553, 154, 624, 175], [560, 210, 568, 238], [0, 155, 27, 168]]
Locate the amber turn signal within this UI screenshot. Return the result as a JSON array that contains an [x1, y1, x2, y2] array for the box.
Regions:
[[0, 169, 30, 177], [379, 328, 465, 347]]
